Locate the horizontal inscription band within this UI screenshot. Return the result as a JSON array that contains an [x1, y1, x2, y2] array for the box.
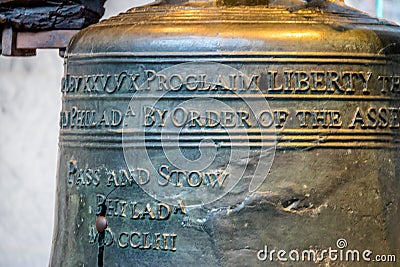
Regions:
[[67, 52, 399, 65], [59, 129, 400, 148], [59, 141, 400, 149], [68, 51, 395, 59], [62, 94, 400, 101], [60, 128, 400, 135], [59, 135, 400, 142]]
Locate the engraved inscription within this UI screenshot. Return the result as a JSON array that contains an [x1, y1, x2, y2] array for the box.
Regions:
[[378, 75, 400, 94], [88, 227, 177, 252], [105, 168, 150, 187], [61, 105, 400, 133], [59, 106, 124, 128], [158, 164, 229, 188], [62, 72, 140, 94], [68, 160, 100, 187], [296, 110, 342, 128], [67, 161, 232, 190], [67, 161, 150, 187], [95, 194, 186, 220], [266, 70, 372, 94], [139, 106, 400, 130], [143, 106, 289, 129], [87, 193, 184, 252], [62, 69, 400, 95], [116, 232, 177, 251], [349, 106, 400, 129]]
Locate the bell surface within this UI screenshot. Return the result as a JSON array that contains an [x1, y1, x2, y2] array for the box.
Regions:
[[51, 0, 400, 266]]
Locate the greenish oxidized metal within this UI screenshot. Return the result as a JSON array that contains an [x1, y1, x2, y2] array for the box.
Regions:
[[51, 0, 400, 266]]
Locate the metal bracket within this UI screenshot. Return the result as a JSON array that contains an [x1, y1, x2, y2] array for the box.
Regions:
[[1, 26, 79, 57]]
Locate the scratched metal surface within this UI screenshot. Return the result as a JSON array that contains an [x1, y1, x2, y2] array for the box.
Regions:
[[0, 1, 399, 267]]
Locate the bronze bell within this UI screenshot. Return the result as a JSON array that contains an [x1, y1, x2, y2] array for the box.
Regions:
[[51, 0, 400, 265]]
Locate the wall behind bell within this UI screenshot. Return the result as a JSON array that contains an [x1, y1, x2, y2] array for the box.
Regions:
[[0, 1, 398, 267], [347, 0, 400, 22]]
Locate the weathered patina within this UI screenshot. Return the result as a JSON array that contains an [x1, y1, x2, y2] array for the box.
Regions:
[[51, 0, 400, 266]]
